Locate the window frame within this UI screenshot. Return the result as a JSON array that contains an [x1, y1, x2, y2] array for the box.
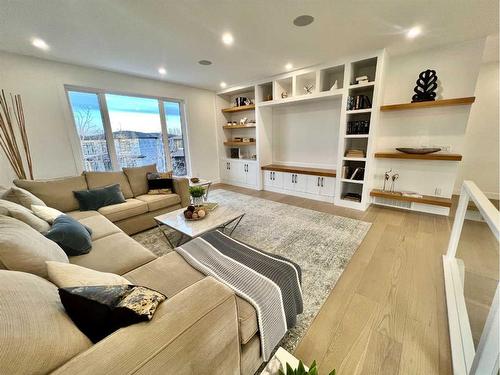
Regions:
[[64, 85, 191, 176]]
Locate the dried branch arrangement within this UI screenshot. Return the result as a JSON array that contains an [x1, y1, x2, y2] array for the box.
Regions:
[[0, 90, 33, 179]]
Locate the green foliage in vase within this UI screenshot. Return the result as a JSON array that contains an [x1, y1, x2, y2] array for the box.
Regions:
[[189, 186, 205, 198], [278, 360, 335, 375]]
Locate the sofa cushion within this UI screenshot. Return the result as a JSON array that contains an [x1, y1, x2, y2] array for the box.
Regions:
[[66, 210, 101, 220], [0, 270, 92, 375], [0, 215, 68, 278], [135, 193, 181, 211], [84, 171, 134, 199], [123, 164, 157, 197], [76, 214, 122, 241], [31, 204, 64, 224], [124, 253, 258, 344], [97, 198, 148, 222], [69, 232, 156, 275], [14, 176, 88, 212], [10, 186, 46, 208], [0, 199, 50, 232], [45, 215, 93, 256], [47, 261, 130, 288], [74, 184, 126, 211]]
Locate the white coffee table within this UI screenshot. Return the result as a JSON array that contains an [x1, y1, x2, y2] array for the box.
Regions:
[[154, 204, 244, 248]]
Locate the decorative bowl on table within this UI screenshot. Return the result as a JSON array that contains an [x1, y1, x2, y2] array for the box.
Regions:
[[183, 205, 208, 221], [190, 177, 200, 183], [396, 147, 441, 154]]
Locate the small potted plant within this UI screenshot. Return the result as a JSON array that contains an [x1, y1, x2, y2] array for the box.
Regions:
[[279, 360, 335, 375], [189, 186, 205, 206]]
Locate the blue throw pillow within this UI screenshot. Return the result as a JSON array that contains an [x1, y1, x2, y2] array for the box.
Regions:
[[45, 215, 92, 256], [73, 184, 126, 211]]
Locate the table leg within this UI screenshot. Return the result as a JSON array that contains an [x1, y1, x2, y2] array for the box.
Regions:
[[219, 214, 245, 236]]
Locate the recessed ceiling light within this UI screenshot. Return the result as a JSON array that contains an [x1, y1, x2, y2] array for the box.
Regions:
[[285, 63, 293, 70], [158, 67, 167, 75], [220, 82, 227, 88], [293, 15, 314, 27], [198, 60, 212, 66], [31, 37, 49, 51], [406, 26, 422, 39], [222, 33, 234, 46]]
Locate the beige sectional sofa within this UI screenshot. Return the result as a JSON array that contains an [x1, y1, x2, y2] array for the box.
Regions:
[[0, 169, 263, 375]]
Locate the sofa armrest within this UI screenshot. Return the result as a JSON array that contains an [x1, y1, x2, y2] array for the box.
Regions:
[[52, 277, 241, 375], [172, 177, 190, 207]]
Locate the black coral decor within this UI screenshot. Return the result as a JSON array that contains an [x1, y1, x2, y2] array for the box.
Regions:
[[412, 69, 438, 102]]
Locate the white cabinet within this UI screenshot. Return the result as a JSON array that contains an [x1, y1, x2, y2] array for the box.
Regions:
[[264, 170, 283, 188], [221, 159, 257, 188], [306, 175, 322, 195], [283, 172, 307, 193], [244, 162, 258, 187], [319, 176, 335, 197]]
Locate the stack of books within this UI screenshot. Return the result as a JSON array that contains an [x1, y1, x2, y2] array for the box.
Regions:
[[345, 149, 365, 158]]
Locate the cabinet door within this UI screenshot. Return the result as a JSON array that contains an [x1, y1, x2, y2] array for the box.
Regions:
[[294, 173, 307, 193], [229, 161, 245, 183], [220, 161, 230, 181], [306, 175, 321, 195], [273, 171, 284, 189], [245, 163, 258, 187], [319, 177, 336, 197], [283, 173, 295, 191], [263, 171, 273, 187]]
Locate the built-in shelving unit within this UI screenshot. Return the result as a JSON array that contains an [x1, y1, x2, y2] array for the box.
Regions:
[[370, 189, 452, 207], [222, 125, 256, 129], [221, 104, 255, 113], [374, 151, 463, 161], [223, 141, 256, 146], [380, 97, 475, 111], [261, 164, 336, 177]]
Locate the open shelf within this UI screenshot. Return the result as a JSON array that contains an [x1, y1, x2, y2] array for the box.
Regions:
[[222, 125, 256, 129], [295, 72, 317, 96], [380, 97, 475, 111], [221, 104, 255, 113], [343, 157, 367, 161], [349, 81, 375, 89], [370, 189, 452, 208], [274, 77, 293, 100], [224, 141, 256, 146], [345, 134, 369, 138], [261, 164, 336, 177], [257, 82, 273, 102], [320, 65, 344, 91], [341, 178, 364, 184], [374, 151, 462, 161], [346, 108, 372, 114]]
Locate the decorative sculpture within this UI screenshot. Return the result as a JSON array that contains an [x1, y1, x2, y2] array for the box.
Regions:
[[390, 173, 399, 192], [281, 91, 288, 99], [304, 84, 314, 94], [411, 69, 438, 102], [383, 169, 392, 191]]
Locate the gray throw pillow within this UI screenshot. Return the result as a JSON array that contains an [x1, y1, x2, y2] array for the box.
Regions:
[[45, 215, 93, 256], [10, 186, 46, 209], [73, 184, 126, 211]]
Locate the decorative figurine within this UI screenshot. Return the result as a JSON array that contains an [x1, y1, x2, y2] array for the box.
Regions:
[[412, 69, 438, 102], [281, 91, 288, 99], [239, 117, 248, 125], [330, 80, 338, 90], [304, 84, 314, 94], [383, 169, 392, 191], [390, 173, 399, 192]]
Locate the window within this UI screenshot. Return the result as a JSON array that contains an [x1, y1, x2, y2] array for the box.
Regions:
[[67, 88, 189, 175]]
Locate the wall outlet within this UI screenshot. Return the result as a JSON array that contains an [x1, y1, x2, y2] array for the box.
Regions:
[[435, 187, 442, 196]]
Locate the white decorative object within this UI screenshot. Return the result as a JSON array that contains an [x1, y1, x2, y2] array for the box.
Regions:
[[240, 117, 248, 125], [330, 80, 338, 90], [355, 75, 369, 84], [259, 347, 308, 375], [304, 84, 314, 94]]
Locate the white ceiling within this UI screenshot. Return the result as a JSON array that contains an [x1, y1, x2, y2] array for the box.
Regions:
[[0, 0, 498, 91]]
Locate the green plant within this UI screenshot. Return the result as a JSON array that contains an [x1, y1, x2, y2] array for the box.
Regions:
[[189, 186, 205, 198], [279, 360, 335, 375]]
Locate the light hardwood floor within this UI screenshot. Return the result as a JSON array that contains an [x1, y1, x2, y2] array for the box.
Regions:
[[212, 183, 454, 374]]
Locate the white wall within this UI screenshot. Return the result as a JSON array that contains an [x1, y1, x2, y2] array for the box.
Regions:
[[272, 98, 341, 169], [455, 55, 499, 199], [375, 39, 485, 198], [0, 51, 219, 186]]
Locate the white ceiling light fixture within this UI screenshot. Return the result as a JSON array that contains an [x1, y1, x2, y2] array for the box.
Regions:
[[220, 82, 227, 88], [406, 26, 422, 39], [158, 67, 167, 75], [222, 32, 234, 46], [285, 63, 293, 70], [31, 37, 49, 51]]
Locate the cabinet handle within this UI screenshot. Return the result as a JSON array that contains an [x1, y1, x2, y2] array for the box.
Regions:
[[321, 177, 324, 187], [317, 177, 320, 186], [272, 172, 275, 180]]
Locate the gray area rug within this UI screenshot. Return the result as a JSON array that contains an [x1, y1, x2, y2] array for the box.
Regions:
[[133, 189, 371, 352]]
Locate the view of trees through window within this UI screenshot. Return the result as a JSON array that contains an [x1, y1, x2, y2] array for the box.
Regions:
[[67, 90, 188, 176]]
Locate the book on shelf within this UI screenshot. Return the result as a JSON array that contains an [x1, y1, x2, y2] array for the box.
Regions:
[[343, 193, 362, 202], [345, 149, 365, 158], [350, 167, 365, 180]]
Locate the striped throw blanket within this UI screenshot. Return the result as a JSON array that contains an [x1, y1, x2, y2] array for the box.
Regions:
[[176, 230, 303, 360]]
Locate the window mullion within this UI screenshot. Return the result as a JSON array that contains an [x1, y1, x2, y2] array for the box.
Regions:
[[158, 100, 173, 172], [98, 93, 119, 170]]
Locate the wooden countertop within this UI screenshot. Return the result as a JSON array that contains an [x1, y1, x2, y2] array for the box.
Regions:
[[261, 164, 336, 177]]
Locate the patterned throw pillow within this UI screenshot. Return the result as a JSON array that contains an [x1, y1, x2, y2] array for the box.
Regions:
[[146, 172, 173, 194], [59, 284, 166, 342]]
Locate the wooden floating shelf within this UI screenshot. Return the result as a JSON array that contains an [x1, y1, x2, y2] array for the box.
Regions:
[[221, 104, 255, 113], [222, 125, 256, 129], [370, 189, 452, 208], [261, 164, 336, 177], [224, 141, 256, 146], [374, 151, 462, 161], [380, 97, 475, 111]]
